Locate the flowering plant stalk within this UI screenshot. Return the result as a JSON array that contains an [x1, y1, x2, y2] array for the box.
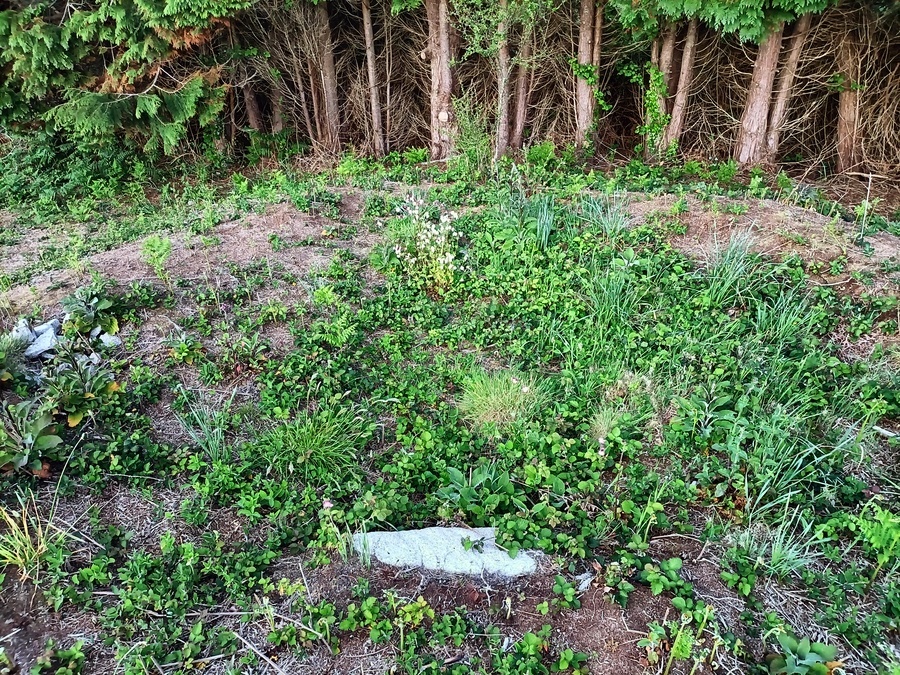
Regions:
[[392, 195, 463, 292]]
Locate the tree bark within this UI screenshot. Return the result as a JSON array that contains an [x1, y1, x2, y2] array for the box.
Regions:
[[836, 33, 861, 173], [308, 62, 324, 145], [243, 85, 264, 131], [511, 28, 533, 152], [270, 84, 285, 134], [574, 0, 596, 147], [660, 17, 698, 151], [426, 0, 453, 159], [733, 24, 784, 165], [361, 0, 385, 157], [658, 23, 677, 105], [317, 1, 341, 153], [591, 1, 603, 72], [494, 0, 511, 159], [292, 61, 316, 144], [764, 13, 812, 162]]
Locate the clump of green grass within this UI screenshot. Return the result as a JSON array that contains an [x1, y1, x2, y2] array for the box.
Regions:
[[702, 231, 765, 307], [459, 369, 549, 435], [257, 405, 371, 483], [579, 191, 631, 242], [0, 491, 55, 581], [176, 389, 236, 464]]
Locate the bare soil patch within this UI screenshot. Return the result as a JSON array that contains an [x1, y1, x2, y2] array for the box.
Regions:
[[627, 193, 900, 294], [0, 200, 377, 327]]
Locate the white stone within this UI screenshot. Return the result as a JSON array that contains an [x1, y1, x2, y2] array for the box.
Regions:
[[33, 319, 60, 336], [9, 319, 35, 344], [24, 330, 58, 358], [353, 527, 536, 577], [99, 333, 122, 349], [90, 326, 103, 338]]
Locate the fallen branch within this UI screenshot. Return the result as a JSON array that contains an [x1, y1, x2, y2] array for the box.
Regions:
[[234, 633, 289, 675]]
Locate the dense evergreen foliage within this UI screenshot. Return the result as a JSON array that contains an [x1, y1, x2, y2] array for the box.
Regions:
[[0, 0, 898, 174]]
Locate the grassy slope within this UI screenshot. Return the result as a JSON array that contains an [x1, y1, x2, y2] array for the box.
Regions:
[[0, 164, 899, 675]]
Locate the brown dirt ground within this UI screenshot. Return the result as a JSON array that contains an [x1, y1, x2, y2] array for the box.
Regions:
[[0, 199, 378, 328], [626, 193, 900, 293]]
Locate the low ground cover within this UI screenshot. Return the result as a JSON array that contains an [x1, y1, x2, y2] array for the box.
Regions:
[[1, 160, 899, 674]]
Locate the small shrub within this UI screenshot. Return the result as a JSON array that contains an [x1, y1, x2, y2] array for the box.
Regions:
[[0, 333, 27, 382], [257, 404, 372, 483], [459, 369, 549, 435], [141, 234, 173, 285], [61, 281, 120, 335]]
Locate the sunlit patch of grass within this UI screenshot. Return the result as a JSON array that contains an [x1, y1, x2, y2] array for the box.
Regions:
[[459, 369, 549, 435], [257, 404, 372, 483]]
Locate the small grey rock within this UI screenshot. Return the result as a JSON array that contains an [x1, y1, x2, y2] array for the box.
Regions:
[[575, 572, 594, 592], [10, 318, 35, 344], [99, 333, 122, 349], [33, 319, 61, 336], [353, 527, 537, 577], [24, 330, 59, 358], [90, 326, 103, 338], [88, 352, 102, 365]]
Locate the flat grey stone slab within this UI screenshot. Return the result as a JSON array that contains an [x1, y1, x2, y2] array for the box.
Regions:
[[10, 319, 35, 344], [99, 333, 122, 348], [353, 527, 536, 577], [33, 319, 60, 336], [24, 330, 58, 358]]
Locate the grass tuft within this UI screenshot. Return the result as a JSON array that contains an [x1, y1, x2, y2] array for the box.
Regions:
[[0, 491, 54, 581], [257, 405, 371, 483], [176, 389, 236, 464], [459, 369, 549, 435], [0, 333, 27, 381], [579, 192, 631, 242], [702, 231, 765, 307]]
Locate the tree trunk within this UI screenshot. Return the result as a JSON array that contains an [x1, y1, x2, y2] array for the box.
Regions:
[[317, 1, 341, 153], [292, 61, 316, 144], [836, 33, 861, 173], [494, 0, 511, 159], [591, 1, 603, 71], [270, 85, 285, 134], [660, 17, 698, 151], [308, 62, 324, 145], [426, 0, 453, 159], [226, 86, 236, 145], [764, 13, 812, 162], [574, 0, 595, 147], [243, 85, 264, 131], [361, 0, 385, 157], [658, 23, 677, 105], [733, 24, 784, 165], [510, 29, 533, 152]]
